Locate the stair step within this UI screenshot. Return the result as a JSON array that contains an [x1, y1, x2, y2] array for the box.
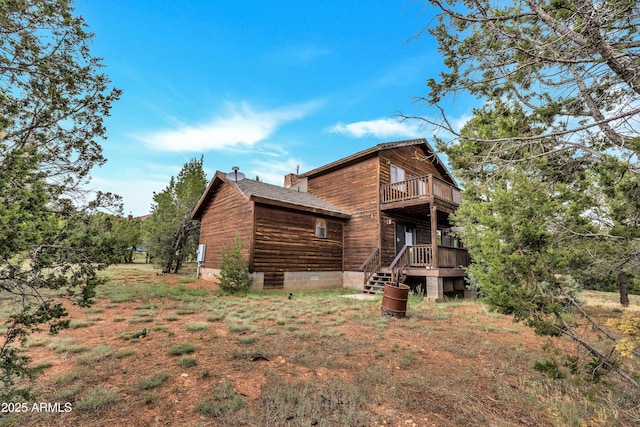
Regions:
[[363, 270, 396, 294]]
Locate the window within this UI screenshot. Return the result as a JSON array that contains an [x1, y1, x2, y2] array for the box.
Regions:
[[315, 218, 327, 238], [390, 164, 406, 193], [390, 164, 405, 183]]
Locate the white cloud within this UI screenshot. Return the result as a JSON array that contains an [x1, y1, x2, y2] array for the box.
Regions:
[[89, 176, 168, 217], [327, 118, 423, 139], [137, 100, 322, 152]]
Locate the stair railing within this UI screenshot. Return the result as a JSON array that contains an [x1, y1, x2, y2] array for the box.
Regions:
[[388, 245, 411, 285], [360, 247, 381, 285]]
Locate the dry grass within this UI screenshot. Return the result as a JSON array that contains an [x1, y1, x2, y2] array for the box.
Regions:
[[1, 263, 638, 426], [581, 289, 640, 312]]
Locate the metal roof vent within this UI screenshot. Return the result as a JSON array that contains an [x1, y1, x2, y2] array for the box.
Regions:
[[226, 166, 245, 183]]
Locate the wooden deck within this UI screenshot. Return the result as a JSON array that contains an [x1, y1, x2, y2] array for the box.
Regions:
[[391, 244, 469, 270], [380, 175, 462, 212], [362, 243, 469, 292], [362, 243, 469, 293]]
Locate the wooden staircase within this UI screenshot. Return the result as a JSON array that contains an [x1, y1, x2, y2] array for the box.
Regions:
[[363, 270, 392, 294], [362, 245, 414, 294]]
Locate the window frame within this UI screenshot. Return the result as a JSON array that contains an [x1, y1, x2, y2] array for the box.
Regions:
[[390, 164, 405, 184], [315, 218, 327, 239], [390, 164, 406, 193]]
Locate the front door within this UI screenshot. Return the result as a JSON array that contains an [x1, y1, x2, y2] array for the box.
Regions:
[[395, 224, 416, 254]]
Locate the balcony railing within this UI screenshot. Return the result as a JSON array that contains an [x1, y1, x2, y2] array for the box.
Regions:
[[402, 244, 469, 269], [380, 175, 462, 206], [437, 246, 471, 268], [385, 244, 470, 279], [407, 245, 433, 266], [363, 244, 470, 285]]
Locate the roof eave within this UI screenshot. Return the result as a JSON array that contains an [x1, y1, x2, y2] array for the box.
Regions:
[[191, 171, 233, 220], [251, 196, 351, 219], [299, 138, 459, 188]]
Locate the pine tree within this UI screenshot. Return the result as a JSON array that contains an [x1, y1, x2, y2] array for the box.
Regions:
[[0, 0, 120, 399], [445, 105, 639, 388], [412, 0, 640, 389], [143, 157, 207, 273]]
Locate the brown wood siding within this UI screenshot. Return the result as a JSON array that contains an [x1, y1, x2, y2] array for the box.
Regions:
[[379, 145, 445, 185], [306, 156, 380, 270], [253, 204, 344, 278], [416, 220, 433, 246], [198, 183, 253, 269], [380, 213, 396, 266]]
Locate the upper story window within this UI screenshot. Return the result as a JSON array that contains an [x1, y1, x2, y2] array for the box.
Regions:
[[315, 218, 327, 238], [390, 164, 406, 193], [390, 164, 405, 183]]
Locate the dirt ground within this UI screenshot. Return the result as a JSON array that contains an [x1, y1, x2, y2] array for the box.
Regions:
[[1, 265, 636, 427]]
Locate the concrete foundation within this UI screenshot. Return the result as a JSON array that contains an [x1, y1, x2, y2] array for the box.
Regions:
[[199, 268, 339, 291], [199, 267, 469, 297], [425, 276, 444, 302], [283, 271, 343, 290], [199, 267, 219, 281], [251, 272, 264, 291], [197, 268, 264, 291], [342, 271, 365, 290]]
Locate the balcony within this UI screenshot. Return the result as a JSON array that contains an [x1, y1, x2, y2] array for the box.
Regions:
[[380, 175, 462, 211], [361, 244, 470, 286], [393, 244, 470, 269]]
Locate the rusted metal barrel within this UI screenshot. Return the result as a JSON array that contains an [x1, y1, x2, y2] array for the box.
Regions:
[[381, 284, 410, 317]]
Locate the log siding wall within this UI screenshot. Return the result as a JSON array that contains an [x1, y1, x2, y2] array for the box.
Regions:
[[306, 156, 380, 271], [253, 204, 344, 287], [198, 183, 253, 269]]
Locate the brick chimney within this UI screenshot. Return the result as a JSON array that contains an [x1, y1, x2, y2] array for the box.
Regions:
[[284, 173, 300, 188], [284, 173, 308, 192]]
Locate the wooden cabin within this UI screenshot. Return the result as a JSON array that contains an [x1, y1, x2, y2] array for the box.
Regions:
[[191, 172, 350, 290], [192, 139, 471, 300]]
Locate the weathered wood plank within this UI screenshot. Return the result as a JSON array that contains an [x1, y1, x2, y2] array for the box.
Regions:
[[199, 183, 253, 269], [306, 156, 379, 270], [380, 175, 460, 207], [253, 204, 344, 275]]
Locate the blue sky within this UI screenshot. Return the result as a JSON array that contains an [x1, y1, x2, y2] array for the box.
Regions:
[[75, 0, 474, 216]]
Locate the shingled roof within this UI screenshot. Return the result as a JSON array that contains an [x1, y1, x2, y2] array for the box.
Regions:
[[191, 171, 350, 220], [235, 178, 350, 218]]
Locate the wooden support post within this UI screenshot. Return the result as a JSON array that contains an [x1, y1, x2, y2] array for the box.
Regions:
[[430, 204, 439, 269]]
